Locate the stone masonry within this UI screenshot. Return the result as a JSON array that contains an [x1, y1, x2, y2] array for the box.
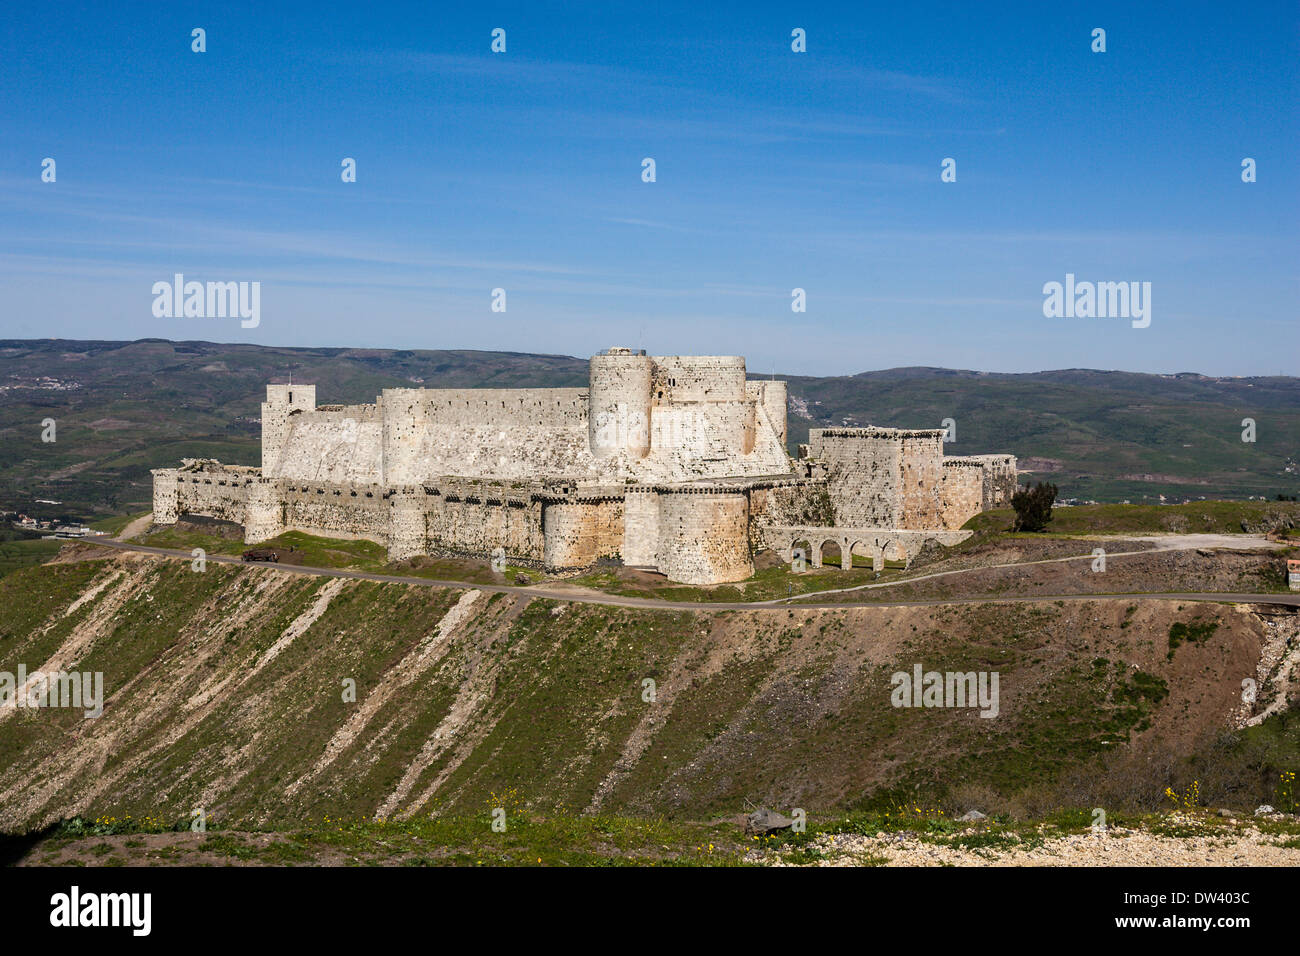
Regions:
[[151, 348, 1017, 585]]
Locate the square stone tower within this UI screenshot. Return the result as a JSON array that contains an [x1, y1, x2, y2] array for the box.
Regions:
[[261, 384, 316, 474]]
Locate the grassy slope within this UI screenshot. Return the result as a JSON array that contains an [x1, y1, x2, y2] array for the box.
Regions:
[[1, 554, 1294, 838], [966, 499, 1300, 535], [0, 539, 63, 579]]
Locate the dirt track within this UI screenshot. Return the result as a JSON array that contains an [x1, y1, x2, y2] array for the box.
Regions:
[[81, 538, 1300, 611]]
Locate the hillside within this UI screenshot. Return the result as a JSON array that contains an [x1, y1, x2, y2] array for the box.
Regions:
[[784, 367, 1300, 503], [1, 338, 1297, 523], [1, 547, 1297, 836]]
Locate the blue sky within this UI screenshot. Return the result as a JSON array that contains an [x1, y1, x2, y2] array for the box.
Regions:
[[1, 1, 1296, 376]]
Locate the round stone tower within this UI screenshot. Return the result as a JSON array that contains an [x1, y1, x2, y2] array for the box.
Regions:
[[244, 478, 285, 543], [588, 347, 652, 459], [655, 487, 752, 584]]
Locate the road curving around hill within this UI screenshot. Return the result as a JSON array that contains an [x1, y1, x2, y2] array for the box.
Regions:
[[80, 537, 1300, 611]]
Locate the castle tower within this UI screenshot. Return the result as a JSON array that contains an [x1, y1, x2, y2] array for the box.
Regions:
[[261, 384, 316, 475], [655, 487, 753, 584], [244, 477, 284, 543], [649, 355, 754, 456], [588, 348, 652, 458], [380, 388, 430, 485], [150, 468, 179, 524]]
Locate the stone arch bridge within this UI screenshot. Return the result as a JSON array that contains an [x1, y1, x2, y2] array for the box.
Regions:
[[761, 526, 972, 571]]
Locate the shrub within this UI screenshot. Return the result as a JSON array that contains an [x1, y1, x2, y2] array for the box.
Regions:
[[1167, 619, 1218, 660], [1011, 482, 1058, 532]]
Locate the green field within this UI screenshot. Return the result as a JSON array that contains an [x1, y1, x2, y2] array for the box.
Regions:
[[0, 538, 63, 578], [90, 511, 150, 537], [966, 499, 1300, 535]]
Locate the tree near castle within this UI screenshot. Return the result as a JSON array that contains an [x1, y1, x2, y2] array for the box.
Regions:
[[1011, 481, 1058, 532]]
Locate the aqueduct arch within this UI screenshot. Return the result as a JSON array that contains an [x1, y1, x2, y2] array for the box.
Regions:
[[766, 525, 972, 574]]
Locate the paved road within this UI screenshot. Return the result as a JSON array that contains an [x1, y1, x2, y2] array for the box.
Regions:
[[83, 538, 1300, 612]]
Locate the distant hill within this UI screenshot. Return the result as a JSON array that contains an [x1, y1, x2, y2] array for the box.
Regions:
[[783, 365, 1300, 504], [1, 338, 1296, 521]]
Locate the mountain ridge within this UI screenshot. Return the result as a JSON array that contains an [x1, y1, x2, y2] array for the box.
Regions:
[[1, 338, 1296, 521]]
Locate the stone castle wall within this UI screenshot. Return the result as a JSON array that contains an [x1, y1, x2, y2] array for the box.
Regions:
[[746, 380, 788, 447], [387, 387, 591, 484], [273, 405, 384, 485], [542, 498, 624, 569], [275, 480, 385, 544], [150, 350, 1016, 586], [656, 488, 752, 585], [974, 455, 1019, 510], [590, 351, 652, 458], [938, 455, 1017, 527], [175, 473, 249, 524], [264, 350, 790, 490], [940, 459, 985, 529], [651, 355, 747, 403], [808, 428, 1016, 532], [154, 464, 253, 526], [262, 384, 316, 473], [622, 490, 661, 567], [151, 469, 179, 524], [387, 491, 426, 561], [245, 479, 286, 542], [806, 428, 909, 526], [426, 491, 543, 562], [899, 432, 946, 530], [746, 480, 833, 542], [649, 401, 756, 461]]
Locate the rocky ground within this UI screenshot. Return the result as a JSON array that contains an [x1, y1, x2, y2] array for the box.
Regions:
[[13, 811, 1299, 867], [752, 812, 1300, 867]]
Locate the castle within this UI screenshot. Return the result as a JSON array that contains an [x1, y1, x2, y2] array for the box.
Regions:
[[150, 349, 1017, 585]]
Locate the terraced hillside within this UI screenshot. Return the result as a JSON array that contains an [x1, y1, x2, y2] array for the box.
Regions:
[[1, 548, 1296, 834]]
